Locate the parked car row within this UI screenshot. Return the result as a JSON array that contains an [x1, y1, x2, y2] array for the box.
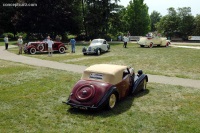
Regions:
[[24, 36, 170, 55], [23, 39, 110, 55]]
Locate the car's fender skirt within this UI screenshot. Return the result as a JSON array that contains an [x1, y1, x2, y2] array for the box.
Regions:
[[132, 74, 148, 94]]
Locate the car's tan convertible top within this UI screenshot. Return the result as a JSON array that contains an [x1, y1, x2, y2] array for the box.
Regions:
[[81, 64, 128, 84]]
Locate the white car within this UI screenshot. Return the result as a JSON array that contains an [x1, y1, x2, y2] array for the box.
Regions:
[[137, 36, 170, 48], [82, 39, 110, 55]]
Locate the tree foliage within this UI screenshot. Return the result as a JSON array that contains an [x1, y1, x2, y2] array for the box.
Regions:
[[125, 0, 150, 36], [16, 0, 82, 39], [83, 0, 119, 39], [156, 7, 198, 38], [0, 0, 17, 35], [177, 7, 195, 39], [1, 0, 200, 40], [150, 11, 162, 32], [1, 0, 82, 39], [156, 7, 180, 37], [193, 15, 200, 35]]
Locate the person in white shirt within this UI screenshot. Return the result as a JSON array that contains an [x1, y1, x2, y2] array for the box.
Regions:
[[17, 36, 23, 54], [46, 36, 54, 56], [123, 35, 129, 48], [4, 35, 9, 50]]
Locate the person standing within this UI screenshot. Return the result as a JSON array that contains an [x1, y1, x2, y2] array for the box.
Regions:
[[127, 31, 131, 41], [123, 35, 129, 48], [4, 35, 9, 50], [55, 35, 61, 42], [70, 38, 76, 53], [17, 36, 23, 54], [46, 36, 54, 56]]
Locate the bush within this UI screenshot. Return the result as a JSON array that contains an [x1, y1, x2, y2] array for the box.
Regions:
[[100, 34, 112, 41], [61, 33, 68, 41], [16, 32, 27, 39], [68, 34, 76, 39], [3, 32, 14, 39]]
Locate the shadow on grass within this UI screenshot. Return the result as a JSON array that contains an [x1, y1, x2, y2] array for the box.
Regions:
[[24, 51, 70, 55], [83, 51, 110, 56], [74, 43, 123, 46], [137, 46, 170, 49], [66, 89, 150, 117]]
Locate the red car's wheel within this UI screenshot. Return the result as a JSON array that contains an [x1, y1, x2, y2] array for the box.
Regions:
[[149, 43, 153, 48], [75, 85, 95, 101], [37, 44, 44, 51], [59, 46, 65, 53], [29, 47, 36, 54], [166, 42, 170, 47]]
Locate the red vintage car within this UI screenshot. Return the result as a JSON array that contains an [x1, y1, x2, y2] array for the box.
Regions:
[[63, 64, 148, 110], [24, 41, 67, 54]]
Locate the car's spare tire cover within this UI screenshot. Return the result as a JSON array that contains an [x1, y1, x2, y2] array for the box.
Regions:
[[75, 84, 95, 101]]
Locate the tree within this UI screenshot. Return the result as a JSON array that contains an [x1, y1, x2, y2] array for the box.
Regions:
[[150, 11, 162, 32], [193, 15, 200, 35], [84, 0, 119, 38], [81, 0, 87, 36], [126, 0, 150, 36], [156, 7, 180, 38], [0, 0, 17, 35], [7, 0, 82, 39], [107, 5, 126, 37], [177, 7, 195, 40]]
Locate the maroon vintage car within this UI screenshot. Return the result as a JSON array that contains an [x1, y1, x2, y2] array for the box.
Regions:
[[63, 64, 148, 110], [24, 41, 67, 54]]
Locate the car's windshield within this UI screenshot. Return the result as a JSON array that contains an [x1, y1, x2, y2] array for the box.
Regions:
[[91, 40, 103, 44]]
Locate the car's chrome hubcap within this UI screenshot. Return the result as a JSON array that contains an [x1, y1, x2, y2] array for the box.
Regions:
[[31, 48, 35, 54], [109, 94, 116, 108]]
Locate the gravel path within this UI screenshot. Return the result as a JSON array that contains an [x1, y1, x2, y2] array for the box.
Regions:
[[170, 45, 200, 49], [0, 45, 200, 89]]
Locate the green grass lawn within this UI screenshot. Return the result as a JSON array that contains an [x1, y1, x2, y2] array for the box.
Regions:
[[6, 42, 200, 80], [0, 41, 17, 46], [0, 60, 200, 133]]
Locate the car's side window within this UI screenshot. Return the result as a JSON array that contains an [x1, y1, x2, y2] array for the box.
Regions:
[[123, 71, 129, 79], [103, 41, 106, 44]]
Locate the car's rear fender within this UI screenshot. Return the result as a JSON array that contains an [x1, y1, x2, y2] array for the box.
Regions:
[[27, 45, 36, 50], [58, 44, 66, 50], [66, 86, 118, 110], [96, 86, 119, 108], [67, 80, 113, 106]]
